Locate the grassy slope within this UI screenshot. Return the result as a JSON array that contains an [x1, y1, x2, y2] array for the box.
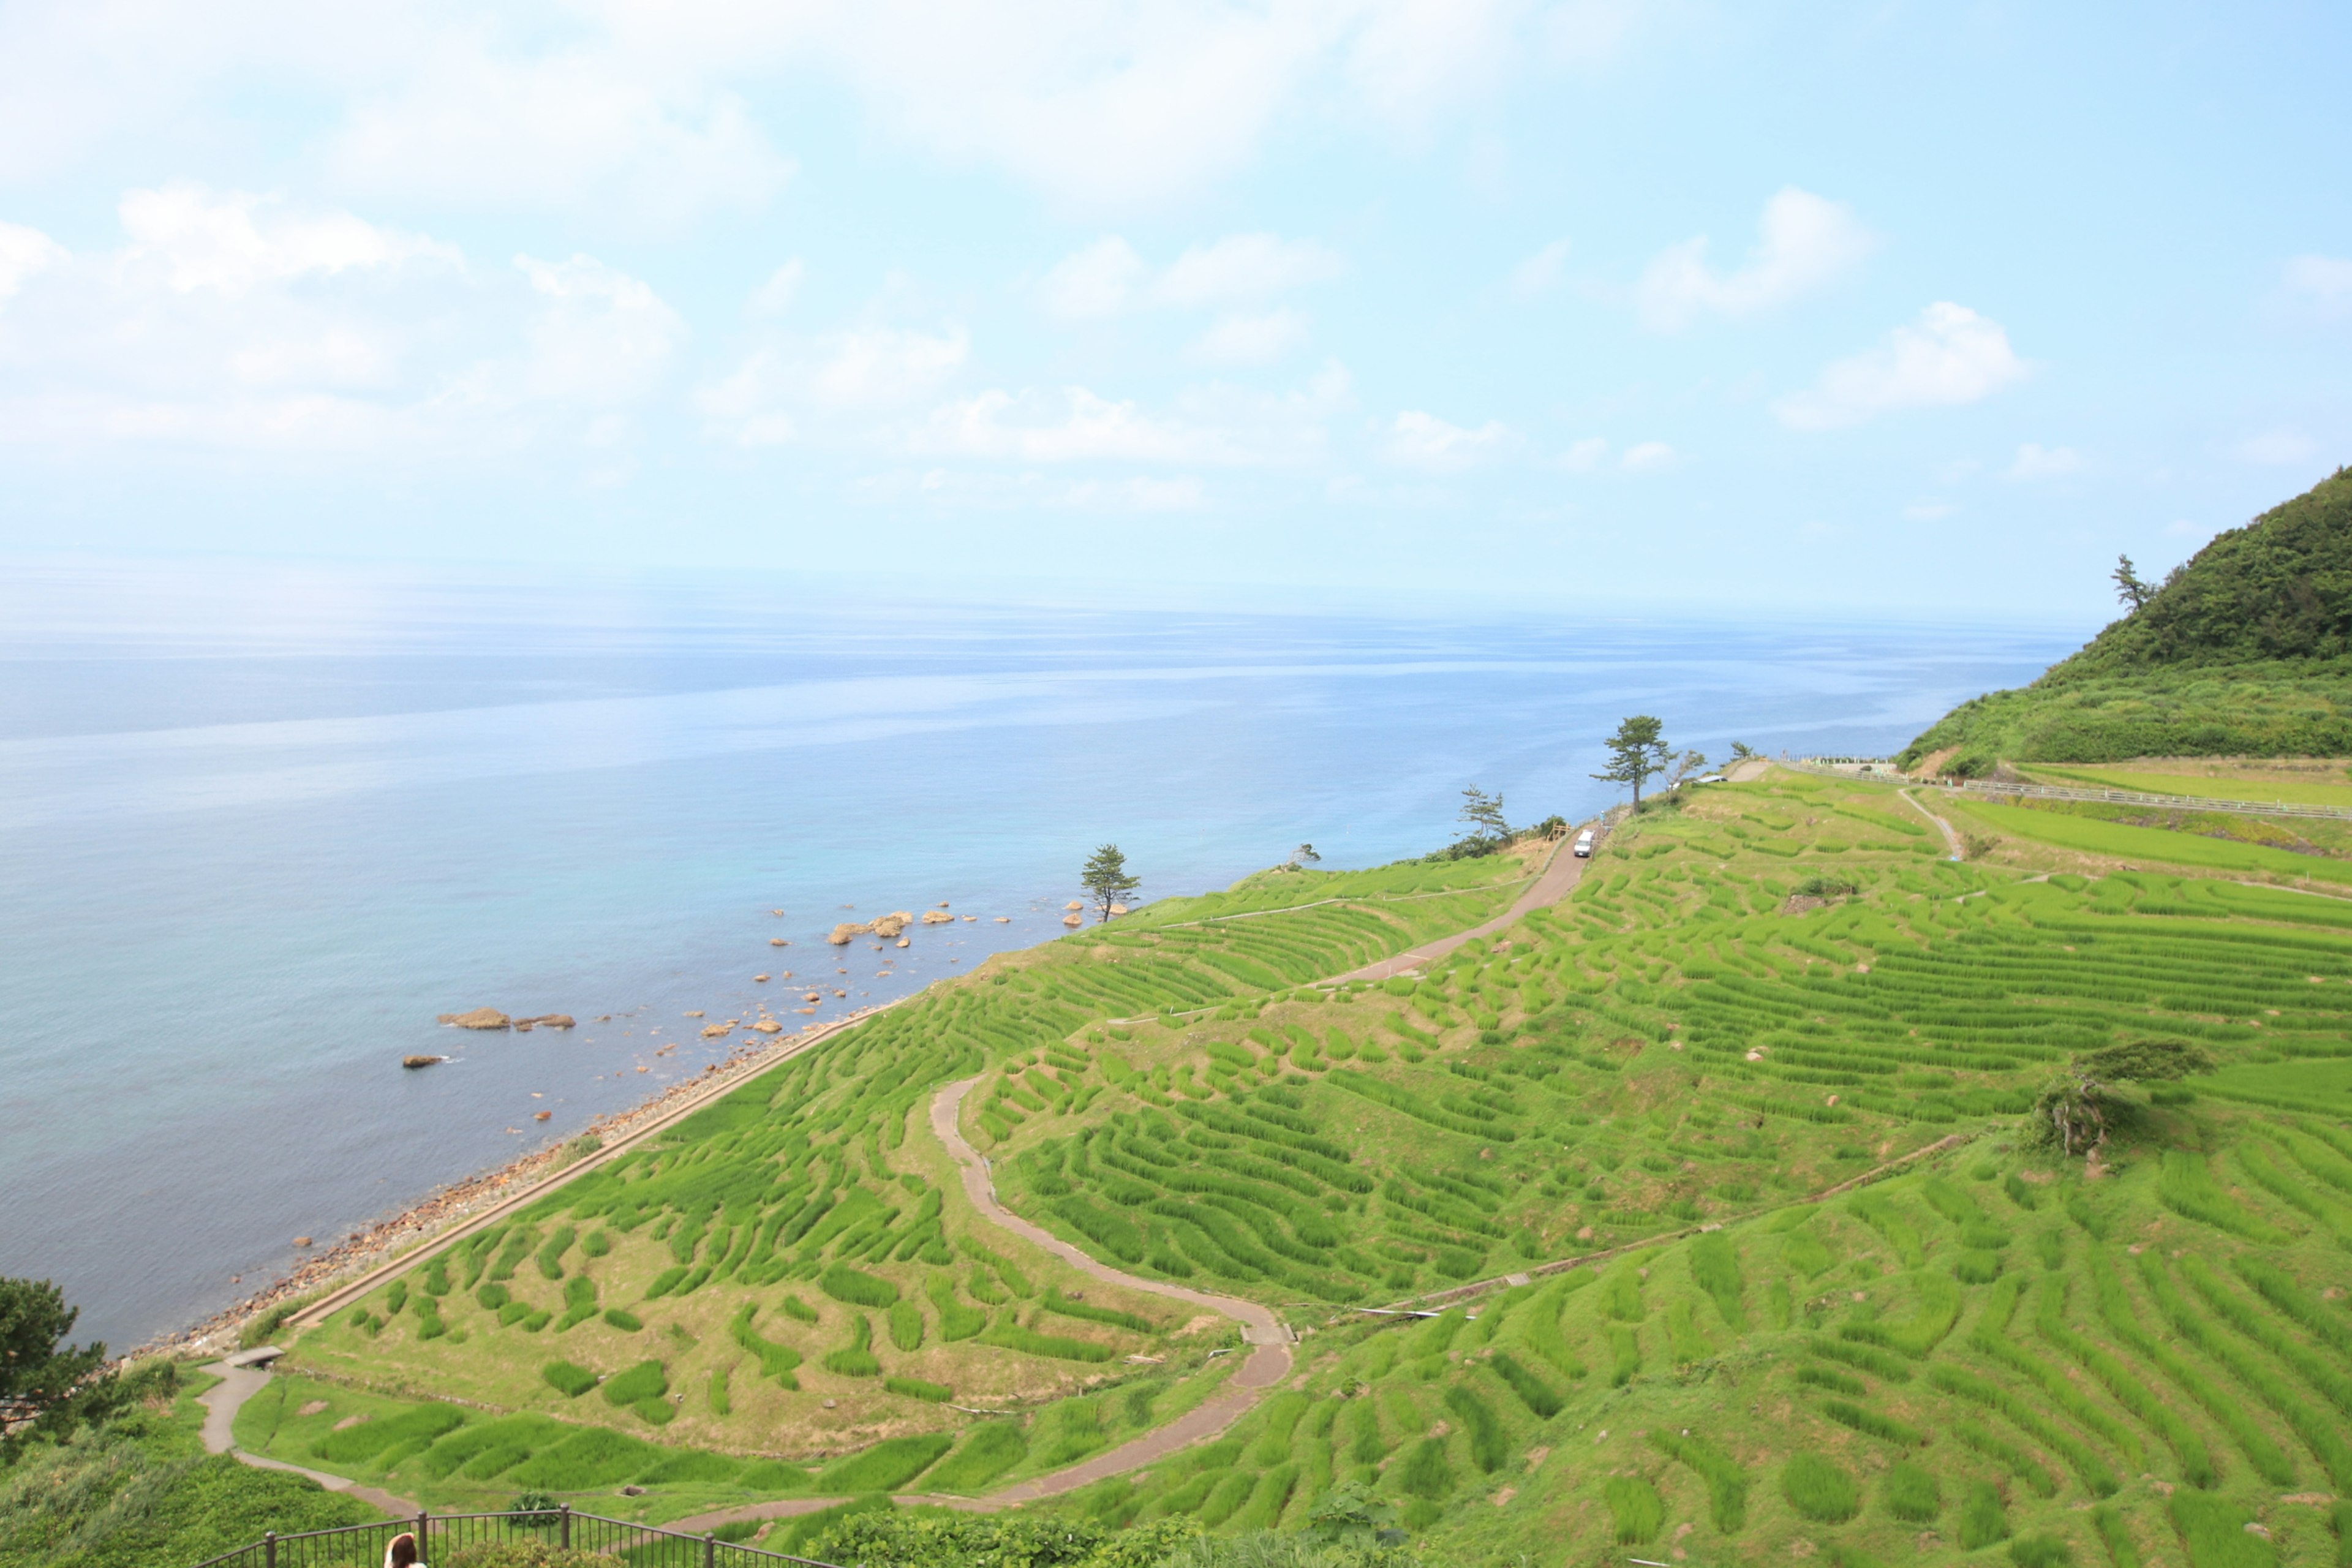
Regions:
[[255, 852, 1534, 1517], [999, 771, 2352, 1567], [1903, 466, 2352, 771], [0, 1373, 380, 1568]]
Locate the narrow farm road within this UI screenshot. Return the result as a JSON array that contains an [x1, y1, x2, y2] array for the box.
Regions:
[[930, 1077, 1294, 1504], [1900, 786, 1965, 858], [197, 1361, 420, 1517], [1336, 831, 1589, 983]]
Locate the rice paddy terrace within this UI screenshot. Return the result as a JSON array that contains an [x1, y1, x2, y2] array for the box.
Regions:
[[255, 772, 2352, 1566]]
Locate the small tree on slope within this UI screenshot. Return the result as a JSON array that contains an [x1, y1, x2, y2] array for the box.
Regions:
[[1080, 843, 1140, 923], [1593, 715, 1672, 810]]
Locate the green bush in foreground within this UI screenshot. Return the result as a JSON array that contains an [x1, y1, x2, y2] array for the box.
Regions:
[[813, 1513, 1204, 1568]]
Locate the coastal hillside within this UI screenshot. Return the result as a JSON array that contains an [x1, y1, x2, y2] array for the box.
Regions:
[[1901, 466, 2352, 773], [185, 772, 2352, 1568]]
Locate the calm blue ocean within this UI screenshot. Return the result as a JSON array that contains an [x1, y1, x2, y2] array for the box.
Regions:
[[0, 561, 2078, 1348]]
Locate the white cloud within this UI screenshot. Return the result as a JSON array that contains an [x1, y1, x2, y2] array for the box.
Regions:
[[118, 184, 456, 295], [1904, 500, 1960, 521], [1636, 187, 1878, 331], [1510, 238, 1572, 298], [910, 360, 1347, 467], [1619, 439, 1675, 473], [750, 260, 804, 317], [1558, 436, 1607, 470], [1384, 410, 1516, 472], [1036, 237, 1147, 320], [1774, 302, 2029, 431], [2008, 443, 2081, 480], [512, 254, 686, 405], [1186, 309, 1309, 364], [1155, 233, 1345, 307], [1038, 231, 1342, 321], [2284, 255, 2352, 320], [1344, 0, 1526, 130], [804, 326, 969, 411], [0, 222, 66, 303], [2231, 429, 2317, 466], [328, 47, 793, 222]]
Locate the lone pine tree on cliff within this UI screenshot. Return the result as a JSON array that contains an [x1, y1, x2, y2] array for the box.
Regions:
[[1080, 843, 1139, 922], [1594, 714, 1672, 809]]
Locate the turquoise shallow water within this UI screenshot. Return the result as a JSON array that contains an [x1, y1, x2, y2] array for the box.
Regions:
[[0, 562, 2076, 1347]]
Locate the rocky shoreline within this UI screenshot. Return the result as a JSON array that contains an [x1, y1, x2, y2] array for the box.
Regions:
[[137, 1012, 881, 1364]]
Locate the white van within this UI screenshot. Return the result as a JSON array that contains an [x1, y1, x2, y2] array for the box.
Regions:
[[1574, 828, 1596, 858]]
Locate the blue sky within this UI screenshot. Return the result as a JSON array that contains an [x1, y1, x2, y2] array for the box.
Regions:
[[0, 1, 2345, 616]]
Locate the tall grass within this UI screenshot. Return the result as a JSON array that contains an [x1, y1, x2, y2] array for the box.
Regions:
[[1958, 1479, 2009, 1550], [2158, 1151, 2288, 1242], [1650, 1431, 1747, 1532], [1780, 1452, 1858, 1523], [2033, 1275, 2214, 1487], [1882, 1460, 1938, 1522], [1603, 1476, 1665, 1544]]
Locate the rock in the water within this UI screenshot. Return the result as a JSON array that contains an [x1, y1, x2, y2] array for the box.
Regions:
[[436, 1008, 511, 1030], [533, 1110, 552, 1121], [753, 973, 771, 982], [921, 910, 955, 924], [804, 991, 821, 1002], [514, 1014, 576, 1030], [895, 937, 910, 948], [870, 912, 911, 938], [827, 922, 868, 944], [1065, 900, 1084, 911], [685, 1010, 705, 1017], [1062, 912, 1084, 927], [293, 1236, 313, 1247], [751, 1019, 783, 1033], [1108, 903, 1128, 916], [994, 916, 1011, 922], [401, 1054, 443, 1070], [701, 1023, 732, 1038], [770, 937, 787, 946]]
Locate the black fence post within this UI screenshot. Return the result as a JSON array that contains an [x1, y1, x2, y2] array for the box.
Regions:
[[417, 1510, 430, 1562], [705, 1530, 717, 1568], [560, 1502, 572, 1550], [263, 1531, 276, 1568]]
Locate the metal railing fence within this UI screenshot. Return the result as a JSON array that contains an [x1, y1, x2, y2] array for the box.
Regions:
[[1782, 757, 2352, 823], [190, 1506, 842, 1568]]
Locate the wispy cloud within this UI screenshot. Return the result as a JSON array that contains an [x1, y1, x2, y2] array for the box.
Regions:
[[1038, 232, 1342, 320], [1776, 303, 2028, 431], [1636, 187, 1877, 331]]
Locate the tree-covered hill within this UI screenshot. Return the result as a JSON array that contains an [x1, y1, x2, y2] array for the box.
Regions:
[[1902, 467, 2352, 772]]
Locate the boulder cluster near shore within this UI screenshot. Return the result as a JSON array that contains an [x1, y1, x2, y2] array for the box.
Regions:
[[432, 1008, 575, 1031]]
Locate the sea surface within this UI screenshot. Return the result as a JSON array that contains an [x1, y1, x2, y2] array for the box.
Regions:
[[0, 560, 2080, 1348]]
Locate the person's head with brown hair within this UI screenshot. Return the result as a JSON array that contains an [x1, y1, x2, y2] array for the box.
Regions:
[[384, 1531, 421, 1568]]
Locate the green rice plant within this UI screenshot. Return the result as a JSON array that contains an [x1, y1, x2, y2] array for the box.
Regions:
[[816, 1433, 954, 1493], [925, 1275, 988, 1341], [2091, 1504, 2143, 1568], [2010, 1531, 2077, 1567], [2035, 1229, 2067, 1270], [728, 1303, 802, 1387], [1487, 1351, 1562, 1418], [540, 1360, 595, 1398], [1809, 1337, 1912, 1382], [579, 1229, 611, 1259], [888, 1298, 925, 1352], [2085, 1248, 2293, 1486], [504, 1425, 660, 1490], [1780, 1452, 1858, 1523], [638, 1450, 744, 1486], [1956, 1250, 2003, 1283], [384, 1281, 409, 1316], [2158, 1150, 2288, 1242], [2138, 1250, 2352, 1490], [1797, 1365, 1865, 1396], [1847, 1194, 1926, 1269], [1784, 1231, 1836, 1278], [1196, 1471, 1257, 1527], [1442, 1384, 1508, 1472], [2179, 1254, 2352, 1422], [2231, 1255, 2352, 1360], [1665, 1300, 1711, 1363], [1819, 1400, 1924, 1448], [981, 1322, 1115, 1363], [1602, 1476, 1665, 1544], [1040, 1288, 1157, 1333], [2168, 1492, 2276, 1567], [1928, 1363, 2120, 1496], [2034, 1273, 2214, 1486], [601, 1308, 641, 1332], [2331, 1499, 2352, 1567], [1952, 1419, 2059, 1499], [1607, 1324, 1641, 1386], [1959, 1479, 2010, 1550], [1967, 1276, 2143, 1472], [600, 1360, 666, 1407], [1232, 1462, 1300, 1531], [1882, 1459, 1939, 1521], [925, 1423, 1028, 1494], [1398, 1437, 1454, 1499], [707, 1363, 731, 1417], [820, 1264, 899, 1309], [1346, 1394, 1385, 1463], [781, 1293, 820, 1323], [1649, 1431, 1747, 1532], [1689, 1232, 1747, 1330], [535, 1226, 575, 1280], [884, 1376, 951, 1403], [822, 1313, 881, 1378], [308, 1403, 465, 1464]]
